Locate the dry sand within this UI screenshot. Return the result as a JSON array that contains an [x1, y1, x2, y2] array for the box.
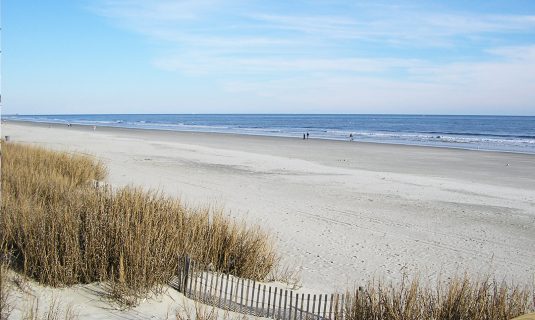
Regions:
[[2, 121, 535, 316]]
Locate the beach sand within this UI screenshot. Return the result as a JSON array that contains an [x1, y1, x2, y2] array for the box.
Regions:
[[3, 121, 535, 294]]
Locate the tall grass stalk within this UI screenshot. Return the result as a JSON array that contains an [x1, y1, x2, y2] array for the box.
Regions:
[[1, 142, 277, 304], [345, 275, 534, 320]]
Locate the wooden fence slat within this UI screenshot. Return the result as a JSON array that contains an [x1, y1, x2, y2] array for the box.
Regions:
[[242, 278, 245, 312], [262, 285, 266, 316], [283, 290, 288, 320], [203, 270, 208, 300], [340, 294, 345, 320], [200, 270, 205, 301], [267, 286, 272, 317], [178, 257, 186, 293], [229, 274, 234, 307], [249, 280, 255, 313], [312, 294, 316, 318], [194, 262, 200, 299], [191, 261, 195, 298], [256, 283, 261, 314], [212, 272, 217, 301], [277, 288, 282, 319], [209, 270, 214, 299], [218, 272, 224, 308], [294, 293, 299, 320], [188, 261, 194, 297], [300, 293, 304, 320], [323, 294, 328, 319], [245, 279, 251, 314], [234, 277, 240, 305], [237, 277, 241, 312], [205, 271, 210, 301], [202, 268, 207, 300], [318, 294, 322, 319], [329, 294, 334, 320], [272, 288, 277, 318], [197, 270, 203, 301], [306, 294, 311, 318], [289, 291, 293, 320], [224, 273, 230, 310]]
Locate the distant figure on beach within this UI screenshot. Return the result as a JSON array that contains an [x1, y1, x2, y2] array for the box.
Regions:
[[93, 126, 96, 131], [303, 133, 306, 140], [349, 133, 354, 141], [67, 123, 71, 127], [306, 132, 309, 139]]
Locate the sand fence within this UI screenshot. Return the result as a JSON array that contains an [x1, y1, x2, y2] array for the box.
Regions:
[[170, 256, 346, 320]]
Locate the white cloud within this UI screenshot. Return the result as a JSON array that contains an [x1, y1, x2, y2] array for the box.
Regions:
[[88, 0, 535, 113], [219, 45, 535, 114]]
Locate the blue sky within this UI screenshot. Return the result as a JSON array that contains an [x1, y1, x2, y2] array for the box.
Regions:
[[3, 1, 535, 115]]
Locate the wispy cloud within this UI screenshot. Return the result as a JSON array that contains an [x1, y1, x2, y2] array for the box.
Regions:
[[92, 0, 535, 49], [88, 0, 535, 113]]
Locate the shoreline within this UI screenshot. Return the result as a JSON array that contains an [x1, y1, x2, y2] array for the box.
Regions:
[[5, 118, 535, 156], [2, 120, 535, 292]]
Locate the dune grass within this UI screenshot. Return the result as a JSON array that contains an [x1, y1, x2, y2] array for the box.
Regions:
[[0, 142, 277, 304], [344, 275, 534, 320]]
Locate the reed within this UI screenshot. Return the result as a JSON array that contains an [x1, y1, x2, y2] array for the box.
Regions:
[[1, 142, 277, 304], [344, 274, 534, 320]]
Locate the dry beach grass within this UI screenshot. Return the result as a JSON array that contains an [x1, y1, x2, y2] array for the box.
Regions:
[[344, 275, 534, 320], [0, 142, 277, 305]]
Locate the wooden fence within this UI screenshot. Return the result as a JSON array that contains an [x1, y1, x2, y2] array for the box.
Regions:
[[169, 257, 347, 320]]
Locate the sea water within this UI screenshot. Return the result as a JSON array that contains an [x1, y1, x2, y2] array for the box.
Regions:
[[4, 114, 535, 154]]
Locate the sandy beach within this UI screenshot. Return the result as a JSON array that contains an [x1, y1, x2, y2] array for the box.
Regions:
[[3, 121, 535, 293]]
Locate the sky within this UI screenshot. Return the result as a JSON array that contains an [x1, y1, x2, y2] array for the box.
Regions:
[[3, 0, 535, 115]]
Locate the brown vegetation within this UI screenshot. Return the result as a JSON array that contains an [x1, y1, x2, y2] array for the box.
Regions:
[[344, 275, 534, 320], [0, 142, 277, 304]]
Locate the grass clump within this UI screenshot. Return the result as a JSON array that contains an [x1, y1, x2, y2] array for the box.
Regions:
[[345, 275, 534, 320], [0, 142, 277, 304]]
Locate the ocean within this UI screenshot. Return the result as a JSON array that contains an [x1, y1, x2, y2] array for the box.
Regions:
[[4, 114, 535, 154]]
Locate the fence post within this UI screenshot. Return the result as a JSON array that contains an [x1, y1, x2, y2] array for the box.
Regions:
[[224, 273, 230, 310], [329, 294, 334, 320], [188, 261, 194, 297], [300, 293, 304, 320], [289, 291, 293, 320], [183, 256, 190, 294], [340, 294, 344, 320], [240, 278, 245, 314], [261, 285, 266, 316], [323, 294, 328, 319], [218, 272, 224, 308], [283, 289, 288, 320], [211, 272, 217, 301], [256, 283, 261, 314], [267, 286, 272, 318], [209, 271, 214, 301], [193, 262, 200, 299], [202, 270, 207, 301], [312, 294, 316, 319], [249, 280, 255, 314], [229, 275, 234, 308], [278, 288, 283, 319], [294, 293, 299, 320], [317, 294, 322, 320]]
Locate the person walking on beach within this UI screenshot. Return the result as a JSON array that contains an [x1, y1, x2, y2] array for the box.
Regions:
[[349, 133, 354, 141], [303, 133, 306, 140], [306, 132, 309, 139]]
